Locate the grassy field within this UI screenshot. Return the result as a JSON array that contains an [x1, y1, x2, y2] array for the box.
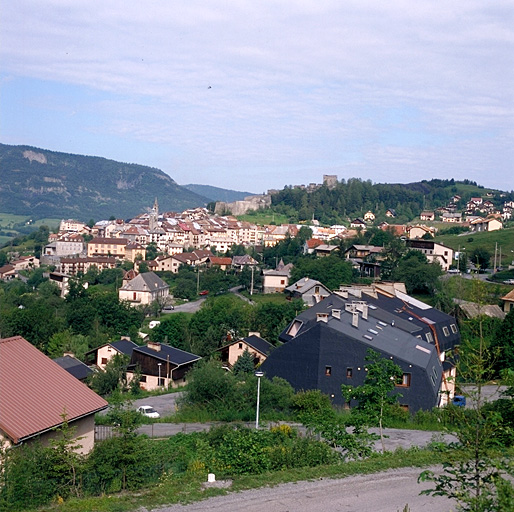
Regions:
[[0, 212, 29, 226], [435, 226, 514, 268], [0, 212, 60, 248]]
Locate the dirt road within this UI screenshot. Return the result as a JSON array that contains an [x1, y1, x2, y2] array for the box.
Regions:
[[151, 466, 455, 512]]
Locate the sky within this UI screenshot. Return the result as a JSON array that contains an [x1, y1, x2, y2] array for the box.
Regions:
[[1, 1, 513, 194]]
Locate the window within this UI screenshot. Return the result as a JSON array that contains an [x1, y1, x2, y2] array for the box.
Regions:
[[280, 279, 285, 285], [140, 375, 147, 383], [346, 368, 353, 378], [158, 378, 165, 386], [325, 366, 332, 376], [238, 342, 243, 349], [101, 357, 108, 365], [426, 332, 434, 343], [450, 324, 458, 334], [442, 326, 450, 336], [397, 373, 411, 387]]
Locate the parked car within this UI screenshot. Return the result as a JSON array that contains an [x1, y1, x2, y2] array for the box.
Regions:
[[199, 290, 209, 296], [503, 279, 514, 285], [162, 305, 175, 311], [452, 395, 466, 407], [137, 405, 160, 418], [447, 269, 461, 275]]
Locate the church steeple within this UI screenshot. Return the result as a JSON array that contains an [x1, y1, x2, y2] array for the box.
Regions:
[[149, 198, 159, 232]]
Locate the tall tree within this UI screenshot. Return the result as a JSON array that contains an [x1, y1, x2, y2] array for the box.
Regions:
[[342, 349, 402, 452]]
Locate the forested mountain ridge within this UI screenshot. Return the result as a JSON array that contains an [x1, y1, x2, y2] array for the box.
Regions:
[[183, 184, 251, 203], [270, 178, 512, 225], [0, 143, 209, 220]]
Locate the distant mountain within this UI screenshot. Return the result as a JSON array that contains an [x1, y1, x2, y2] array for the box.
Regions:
[[183, 184, 252, 203], [0, 144, 209, 220]]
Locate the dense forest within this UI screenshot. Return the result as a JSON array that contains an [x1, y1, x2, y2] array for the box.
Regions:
[[270, 178, 512, 225]]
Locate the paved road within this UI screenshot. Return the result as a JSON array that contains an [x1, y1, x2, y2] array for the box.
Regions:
[[162, 298, 206, 314], [150, 466, 455, 512], [133, 392, 184, 417]]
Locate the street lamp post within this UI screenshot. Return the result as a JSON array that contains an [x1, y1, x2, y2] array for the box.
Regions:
[[255, 371, 264, 429], [158, 363, 162, 388]]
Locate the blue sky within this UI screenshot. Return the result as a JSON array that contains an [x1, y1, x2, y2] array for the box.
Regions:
[[1, 1, 513, 194]]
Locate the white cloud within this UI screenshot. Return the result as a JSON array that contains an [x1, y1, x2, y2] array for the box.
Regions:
[[1, 0, 513, 192]]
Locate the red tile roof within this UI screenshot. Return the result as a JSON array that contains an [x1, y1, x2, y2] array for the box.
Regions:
[[0, 336, 107, 444]]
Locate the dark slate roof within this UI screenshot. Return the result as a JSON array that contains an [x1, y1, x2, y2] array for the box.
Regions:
[[280, 291, 459, 359], [242, 335, 273, 355], [133, 344, 201, 366], [53, 355, 94, 381], [110, 339, 139, 355], [120, 272, 169, 292]]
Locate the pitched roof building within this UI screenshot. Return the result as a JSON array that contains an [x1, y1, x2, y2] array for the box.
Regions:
[[0, 336, 107, 453], [118, 272, 170, 306], [261, 286, 460, 412]]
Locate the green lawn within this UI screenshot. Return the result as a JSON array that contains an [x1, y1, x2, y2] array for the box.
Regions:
[[435, 226, 514, 268]]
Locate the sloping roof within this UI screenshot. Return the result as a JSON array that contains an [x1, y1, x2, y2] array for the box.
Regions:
[[286, 277, 330, 295], [456, 300, 505, 320], [53, 355, 94, 381], [501, 289, 514, 301], [242, 335, 273, 355], [232, 255, 258, 266], [110, 339, 139, 355], [120, 272, 169, 292], [207, 256, 233, 265], [0, 336, 107, 444], [133, 343, 201, 366]]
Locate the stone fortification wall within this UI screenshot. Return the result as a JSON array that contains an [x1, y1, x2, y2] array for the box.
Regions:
[[214, 194, 272, 216]]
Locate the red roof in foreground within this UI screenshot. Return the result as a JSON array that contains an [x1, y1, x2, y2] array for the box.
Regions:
[[0, 336, 108, 444]]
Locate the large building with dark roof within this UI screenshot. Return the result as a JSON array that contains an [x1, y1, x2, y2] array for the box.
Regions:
[[260, 284, 460, 412]]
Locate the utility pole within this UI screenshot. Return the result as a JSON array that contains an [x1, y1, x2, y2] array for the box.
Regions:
[[493, 242, 498, 272], [250, 265, 254, 295]]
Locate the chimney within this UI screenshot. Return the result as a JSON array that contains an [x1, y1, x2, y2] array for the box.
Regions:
[[120, 335, 131, 341], [63, 352, 75, 358], [248, 331, 261, 337], [316, 313, 329, 323], [352, 311, 359, 328], [361, 304, 368, 320], [147, 341, 161, 352], [332, 309, 341, 320]]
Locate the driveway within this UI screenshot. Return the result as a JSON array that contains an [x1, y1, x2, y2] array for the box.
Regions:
[[133, 391, 185, 417]]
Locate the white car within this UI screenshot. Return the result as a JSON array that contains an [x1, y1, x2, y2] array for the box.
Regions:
[[137, 405, 160, 419], [504, 279, 514, 285]]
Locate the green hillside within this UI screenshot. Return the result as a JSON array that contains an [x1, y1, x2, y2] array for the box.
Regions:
[[435, 227, 514, 269], [270, 178, 513, 225], [183, 184, 252, 202], [0, 143, 209, 220]]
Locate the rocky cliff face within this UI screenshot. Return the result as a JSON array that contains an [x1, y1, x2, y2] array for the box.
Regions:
[[0, 143, 208, 219]]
